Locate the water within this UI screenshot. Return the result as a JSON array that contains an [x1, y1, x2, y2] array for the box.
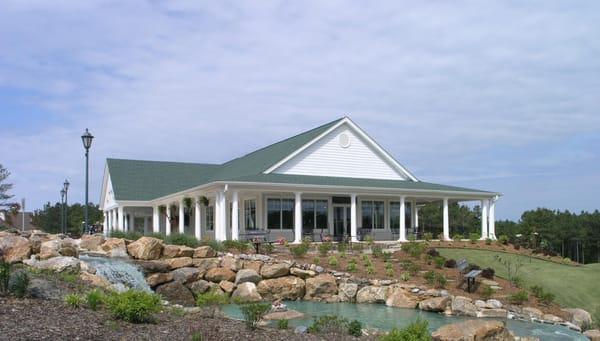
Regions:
[[221, 301, 586, 341], [80, 255, 152, 292]]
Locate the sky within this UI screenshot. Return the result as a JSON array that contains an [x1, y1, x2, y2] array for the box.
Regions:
[[1, 1, 599, 220]]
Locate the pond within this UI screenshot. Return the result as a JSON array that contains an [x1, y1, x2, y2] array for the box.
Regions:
[[221, 301, 585, 340]]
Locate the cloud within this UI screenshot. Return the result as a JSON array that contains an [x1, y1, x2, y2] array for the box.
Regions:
[[0, 1, 599, 219]]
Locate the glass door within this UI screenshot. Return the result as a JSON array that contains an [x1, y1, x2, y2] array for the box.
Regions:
[[333, 205, 351, 239]]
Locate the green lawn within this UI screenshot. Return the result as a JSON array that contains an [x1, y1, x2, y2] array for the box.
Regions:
[[438, 248, 600, 314]]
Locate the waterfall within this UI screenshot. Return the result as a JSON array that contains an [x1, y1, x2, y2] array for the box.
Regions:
[[80, 255, 152, 292]]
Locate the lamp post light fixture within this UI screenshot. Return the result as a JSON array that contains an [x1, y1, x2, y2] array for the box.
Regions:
[[81, 128, 94, 235], [60, 189, 66, 234], [63, 179, 69, 234]]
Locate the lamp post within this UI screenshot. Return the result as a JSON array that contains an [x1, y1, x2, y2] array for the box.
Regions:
[[81, 129, 94, 235], [60, 189, 66, 234], [63, 179, 69, 234]]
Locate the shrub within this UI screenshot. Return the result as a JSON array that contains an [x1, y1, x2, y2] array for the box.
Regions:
[[110, 230, 143, 240], [372, 245, 383, 258], [365, 235, 375, 246], [423, 232, 433, 242], [191, 332, 202, 341], [166, 233, 199, 248], [86, 289, 104, 311], [290, 244, 309, 258], [481, 285, 495, 300], [239, 302, 271, 330], [426, 248, 440, 257], [223, 240, 250, 253], [498, 235, 509, 245], [366, 265, 375, 275], [277, 319, 289, 330], [260, 243, 274, 254], [199, 238, 224, 252], [509, 290, 529, 305], [400, 272, 411, 282], [469, 233, 479, 244], [196, 291, 229, 307], [538, 292, 555, 305], [481, 267, 495, 279], [105, 290, 161, 323], [434, 257, 445, 269], [0, 259, 10, 294], [511, 276, 524, 288], [424, 271, 436, 285], [530, 285, 544, 297], [8, 270, 29, 298], [434, 273, 447, 288], [65, 293, 84, 308], [485, 238, 492, 245], [319, 242, 333, 257], [444, 259, 456, 268], [385, 261, 393, 270], [407, 263, 421, 276], [352, 242, 364, 252], [348, 320, 362, 337], [328, 256, 339, 267], [403, 241, 426, 259], [386, 268, 395, 277], [380, 318, 430, 341], [346, 262, 357, 272], [452, 233, 463, 241], [313, 256, 321, 265], [337, 242, 348, 254], [308, 315, 349, 335], [382, 252, 392, 262]]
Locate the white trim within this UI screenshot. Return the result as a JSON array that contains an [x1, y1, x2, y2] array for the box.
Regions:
[[264, 117, 419, 181]]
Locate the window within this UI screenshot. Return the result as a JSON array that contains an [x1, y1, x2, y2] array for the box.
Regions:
[[361, 200, 384, 229], [302, 199, 328, 231], [267, 198, 294, 229], [245, 200, 256, 230], [206, 205, 214, 231], [390, 201, 412, 229]]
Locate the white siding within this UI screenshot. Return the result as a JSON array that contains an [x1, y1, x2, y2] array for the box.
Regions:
[[102, 174, 117, 209], [273, 124, 407, 180]]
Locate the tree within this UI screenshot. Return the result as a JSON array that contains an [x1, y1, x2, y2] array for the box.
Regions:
[[0, 164, 15, 209], [32, 202, 103, 236]]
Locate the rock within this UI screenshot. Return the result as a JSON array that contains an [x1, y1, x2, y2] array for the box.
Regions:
[[28, 256, 81, 272], [257, 276, 305, 300], [221, 255, 242, 271], [231, 282, 262, 302], [100, 238, 129, 257], [563, 321, 582, 332], [219, 280, 235, 293], [477, 309, 508, 318], [450, 296, 478, 317], [162, 244, 194, 258], [39, 240, 60, 259], [338, 282, 358, 302], [356, 285, 388, 304], [80, 271, 111, 289], [542, 314, 563, 323], [294, 326, 308, 334], [487, 299, 503, 309], [386, 285, 418, 308], [264, 309, 305, 320], [155, 281, 196, 306], [134, 260, 171, 273], [419, 296, 451, 312], [205, 267, 236, 283], [165, 257, 193, 269], [146, 272, 174, 287], [584, 330, 600, 341], [260, 262, 291, 279], [27, 278, 63, 300], [29, 232, 51, 254], [522, 306, 543, 319], [304, 274, 337, 300], [127, 237, 163, 260], [562, 308, 592, 329], [481, 279, 499, 287], [59, 238, 78, 257], [0, 235, 31, 263], [187, 279, 212, 297], [243, 260, 263, 273], [80, 234, 105, 251], [172, 267, 203, 284], [431, 320, 510, 341], [290, 267, 317, 279], [193, 246, 216, 258], [475, 300, 488, 309], [192, 258, 220, 272], [235, 269, 262, 285], [176, 246, 195, 258]]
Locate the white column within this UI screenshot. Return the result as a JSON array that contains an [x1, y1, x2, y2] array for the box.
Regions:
[[110, 209, 116, 232], [128, 212, 134, 232], [179, 199, 185, 234], [124, 212, 128, 231], [443, 198, 450, 241], [231, 191, 239, 241], [102, 212, 107, 235], [166, 205, 172, 236], [489, 198, 496, 240], [194, 197, 201, 240], [415, 206, 419, 228], [153, 206, 159, 233], [293, 192, 302, 244], [350, 194, 358, 242], [481, 199, 489, 240], [215, 191, 225, 241], [399, 196, 407, 242], [118, 206, 124, 232], [410, 200, 417, 230]]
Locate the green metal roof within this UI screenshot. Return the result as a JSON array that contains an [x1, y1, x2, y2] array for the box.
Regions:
[[106, 117, 495, 201]]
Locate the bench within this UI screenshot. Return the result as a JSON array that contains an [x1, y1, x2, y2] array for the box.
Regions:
[[241, 230, 272, 254], [457, 258, 482, 293]]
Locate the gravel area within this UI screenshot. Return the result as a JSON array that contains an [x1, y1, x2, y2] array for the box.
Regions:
[[0, 298, 370, 341]]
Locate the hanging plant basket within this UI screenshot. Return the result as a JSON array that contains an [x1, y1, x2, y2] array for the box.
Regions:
[[158, 205, 166, 215], [183, 197, 193, 213], [199, 196, 209, 207]]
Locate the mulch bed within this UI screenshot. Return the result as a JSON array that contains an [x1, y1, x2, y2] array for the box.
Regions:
[[0, 297, 369, 341]]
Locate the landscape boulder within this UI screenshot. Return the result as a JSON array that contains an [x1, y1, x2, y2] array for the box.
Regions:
[[165, 257, 193, 269], [100, 238, 128, 257], [29, 232, 52, 254], [584, 330, 600, 341], [419, 296, 451, 312], [39, 239, 61, 259], [58, 238, 79, 257], [257, 276, 305, 300], [219, 280, 235, 293], [386, 285, 418, 308], [234, 269, 262, 285], [290, 267, 316, 279], [80, 234, 105, 251], [522, 306, 543, 319], [193, 246, 216, 258], [126, 237, 163, 260], [204, 267, 236, 283], [242, 260, 263, 273], [171, 267, 202, 284], [450, 296, 478, 317], [80, 271, 112, 289], [156, 281, 196, 306], [221, 255, 243, 271], [260, 262, 291, 279], [231, 282, 262, 302], [25, 256, 81, 273], [134, 260, 171, 274], [431, 320, 510, 341], [562, 308, 593, 329], [0, 235, 31, 263], [192, 258, 220, 272], [338, 282, 358, 302], [356, 285, 388, 304], [146, 272, 174, 287], [304, 274, 337, 300], [477, 309, 508, 318], [187, 279, 212, 297], [27, 278, 64, 300]]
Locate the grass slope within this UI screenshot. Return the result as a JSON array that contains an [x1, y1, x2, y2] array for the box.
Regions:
[[438, 248, 600, 313]]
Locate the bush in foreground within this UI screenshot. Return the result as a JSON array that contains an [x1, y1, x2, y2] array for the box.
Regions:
[[238, 302, 271, 330], [308, 315, 362, 336], [379, 318, 430, 341], [105, 289, 161, 323], [8, 270, 29, 298]]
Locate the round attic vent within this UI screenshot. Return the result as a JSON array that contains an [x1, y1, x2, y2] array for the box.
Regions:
[[339, 133, 351, 148]]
